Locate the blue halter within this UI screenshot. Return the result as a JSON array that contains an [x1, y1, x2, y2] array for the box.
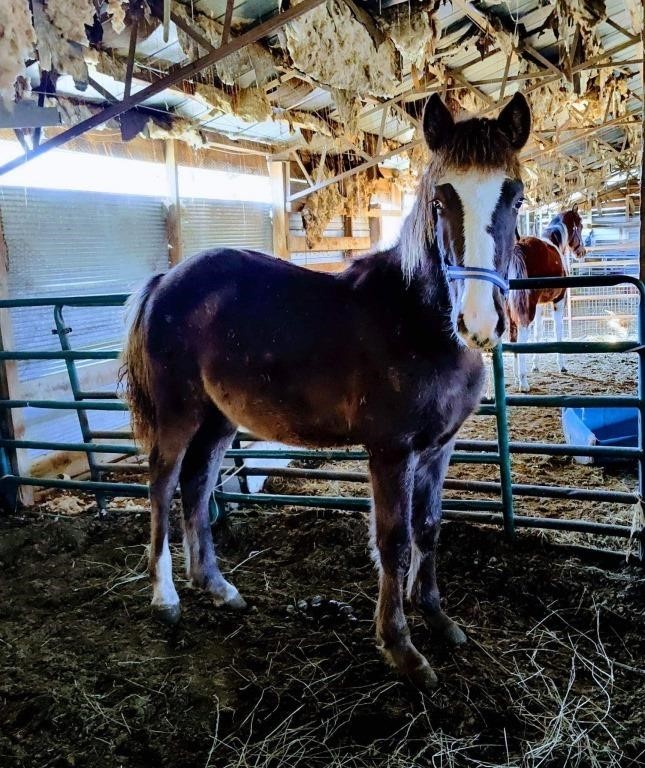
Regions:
[[445, 265, 509, 295]]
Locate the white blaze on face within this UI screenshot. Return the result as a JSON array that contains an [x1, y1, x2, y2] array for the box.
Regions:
[[443, 170, 507, 349]]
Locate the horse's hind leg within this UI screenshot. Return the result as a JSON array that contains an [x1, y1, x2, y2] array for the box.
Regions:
[[553, 298, 567, 372], [408, 444, 466, 647], [149, 425, 197, 624], [369, 450, 436, 688], [180, 409, 246, 610]]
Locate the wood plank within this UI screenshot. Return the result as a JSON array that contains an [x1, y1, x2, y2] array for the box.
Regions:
[[269, 161, 289, 259], [164, 140, 183, 266], [301, 261, 348, 272], [288, 236, 371, 252], [369, 204, 382, 247]]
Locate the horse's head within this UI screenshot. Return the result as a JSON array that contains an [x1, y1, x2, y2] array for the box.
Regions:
[[562, 205, 586, 259], [406, 92, 530, 350]]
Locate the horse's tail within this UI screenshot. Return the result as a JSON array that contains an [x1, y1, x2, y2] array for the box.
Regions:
[[507, 242, 529, 326], [119, 274, 164, 451]]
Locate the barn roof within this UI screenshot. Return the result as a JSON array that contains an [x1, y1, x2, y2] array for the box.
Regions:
[[0, 0, 643, 208]]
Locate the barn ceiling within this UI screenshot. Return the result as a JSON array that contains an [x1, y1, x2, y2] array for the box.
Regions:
[[0, 0, 643, 211]]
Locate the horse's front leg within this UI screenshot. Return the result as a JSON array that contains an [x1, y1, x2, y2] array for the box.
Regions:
[[369, 450, 437, 688], [517, 325, 530, 392], [553, 298, 567, 372], [408, 444, 466, 647], [531, 304, 543, 372]]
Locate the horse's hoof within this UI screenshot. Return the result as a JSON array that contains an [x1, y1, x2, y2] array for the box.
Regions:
[[222, 592, 248, 611], [560, 366, 568, 373], [213, 582, 247, 611], [408, 660, 439, 690], [519, 383, 530, 393], [443, 622, 467, 647], [152, 602, 181, 625]]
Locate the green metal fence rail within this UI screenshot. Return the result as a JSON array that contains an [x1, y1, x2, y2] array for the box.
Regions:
[[0, 276, 643, 557]]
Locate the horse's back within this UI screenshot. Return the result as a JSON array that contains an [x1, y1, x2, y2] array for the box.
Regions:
[[516, 237, 566, 278]]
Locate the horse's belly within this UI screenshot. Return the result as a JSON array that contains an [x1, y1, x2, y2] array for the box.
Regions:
[[201, 377, 357, 447]]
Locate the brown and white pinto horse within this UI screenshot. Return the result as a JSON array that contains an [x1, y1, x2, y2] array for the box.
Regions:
[[508, 206, 585, 391], [121, 93, 531, 688]]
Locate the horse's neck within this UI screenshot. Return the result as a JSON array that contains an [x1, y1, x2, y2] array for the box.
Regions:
[[406, 240, 451, 311], [345, 243, 451, 318]]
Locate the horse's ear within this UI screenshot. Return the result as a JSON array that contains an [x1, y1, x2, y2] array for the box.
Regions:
[[497, 92, 531, 150], [572, 203, 578, 214], [423, 94, 454, 151]]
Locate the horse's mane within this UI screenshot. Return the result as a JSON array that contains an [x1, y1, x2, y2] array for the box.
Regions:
[[398, 115, 523, 282], [507, 242, 529, 325], [543, 214, 568, 255]]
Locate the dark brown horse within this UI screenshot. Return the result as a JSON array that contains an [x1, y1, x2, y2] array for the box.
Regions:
[[508, 207, 585, 391], [121, 93, 530, 688]]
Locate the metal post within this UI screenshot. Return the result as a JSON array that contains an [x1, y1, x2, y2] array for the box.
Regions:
[[492, 343, 515, 537], [53, 305, 107, 515]]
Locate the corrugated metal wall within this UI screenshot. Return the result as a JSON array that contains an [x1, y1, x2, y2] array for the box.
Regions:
[[182, 199, 273, 257], [0, 187, 275, 471], [0, 187, 169, 463]]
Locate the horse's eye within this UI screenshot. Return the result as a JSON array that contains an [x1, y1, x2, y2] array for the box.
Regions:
[[431, 199, 443, 213], [514, 197, 524, 211]]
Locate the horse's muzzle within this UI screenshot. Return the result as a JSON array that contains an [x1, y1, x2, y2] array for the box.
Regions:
[[457, 313, 502, 350]]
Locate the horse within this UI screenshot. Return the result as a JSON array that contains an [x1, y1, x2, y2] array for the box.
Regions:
[[508, 206, 586, 392], [121, 92, 530, 688]]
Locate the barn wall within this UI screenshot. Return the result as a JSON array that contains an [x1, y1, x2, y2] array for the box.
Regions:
[[182, 199, 272, 256], [0, 160, 275, 477], [289, 214, 370, 267], [0, 187, 169, 467]]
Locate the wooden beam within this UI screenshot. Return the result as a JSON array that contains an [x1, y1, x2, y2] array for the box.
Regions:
[[290, 150, 313, 187], [288, 139, 421, 202], [524, 112, 642, 161], [222, 0, 235, 45], [170, 10, 217, 54], [288, 236, 370, 252], [368, 204, 382, 247], [164, 140, 183, 265], [499, 52, 513, 101], [124, 17, 139, 100], [269, 160, 289, 259]]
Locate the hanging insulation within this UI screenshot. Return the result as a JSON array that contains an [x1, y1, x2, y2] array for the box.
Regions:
[[44, 0, 94, 44], [284, 0, 399, 97], [382, 6, 439, 70], [0, 0, 36, 105], [107, 0, 127, 35]]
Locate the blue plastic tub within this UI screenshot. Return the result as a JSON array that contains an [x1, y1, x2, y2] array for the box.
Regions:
[[561, 407, 639, 464]]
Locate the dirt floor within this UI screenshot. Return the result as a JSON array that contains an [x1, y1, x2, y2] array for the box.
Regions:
[[1, 351, 644, 767], [1, 505, 644, 768]]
